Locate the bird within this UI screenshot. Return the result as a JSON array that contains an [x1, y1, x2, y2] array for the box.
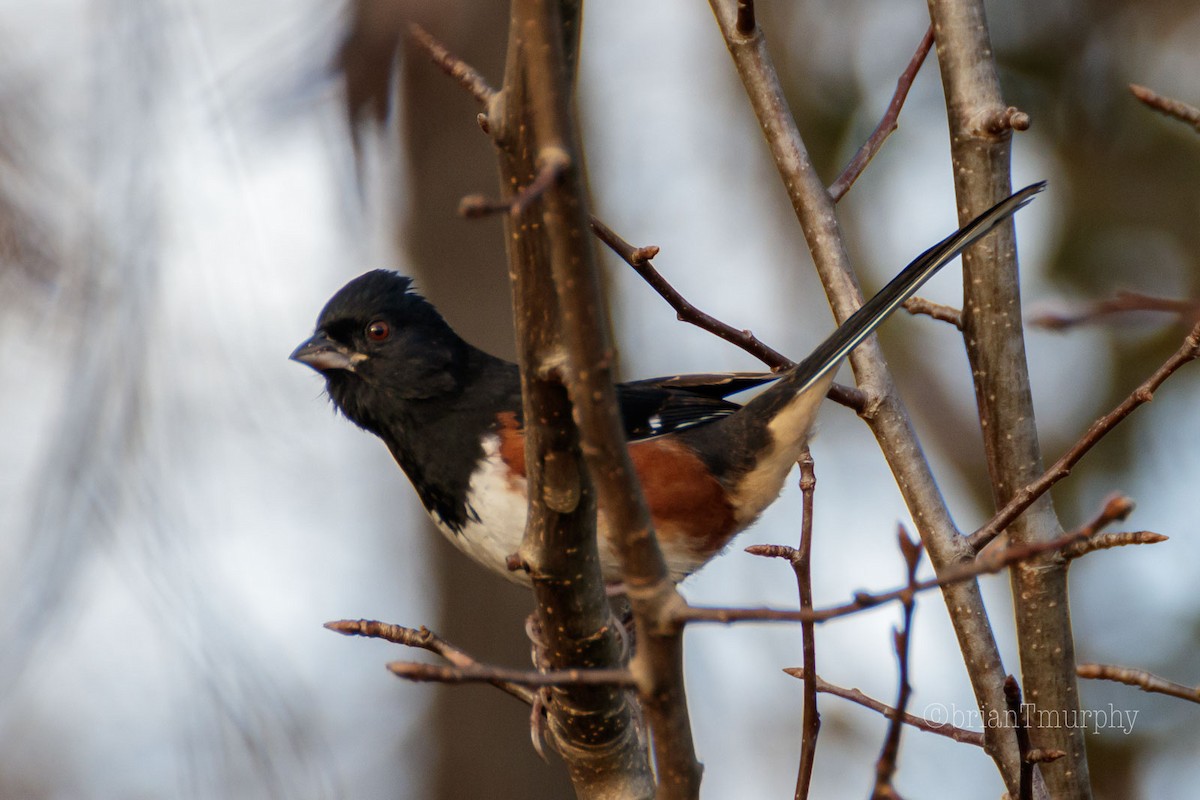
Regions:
[[291, 182, 1044, 585]]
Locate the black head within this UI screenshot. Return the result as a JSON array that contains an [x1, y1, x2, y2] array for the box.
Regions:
[[291, 270, 471, 430]]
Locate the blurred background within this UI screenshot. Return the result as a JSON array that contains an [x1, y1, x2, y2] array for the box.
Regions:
[[1, 0, 1198, 797]]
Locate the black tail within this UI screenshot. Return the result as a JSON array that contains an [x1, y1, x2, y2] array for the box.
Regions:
[[783, 181, 1045, 396]]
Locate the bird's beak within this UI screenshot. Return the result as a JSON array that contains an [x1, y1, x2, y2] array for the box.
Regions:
[[290, 334, 359, 373]]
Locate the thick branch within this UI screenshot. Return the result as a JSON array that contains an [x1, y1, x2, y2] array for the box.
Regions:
[[515, 2, 700, 796], [927, 0, 1083, 792], [491, 4, 655, 796], [708, 0, 1020, 785]]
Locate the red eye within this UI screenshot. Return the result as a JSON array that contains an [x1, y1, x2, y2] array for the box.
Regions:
[[366, 320, 391, 342]]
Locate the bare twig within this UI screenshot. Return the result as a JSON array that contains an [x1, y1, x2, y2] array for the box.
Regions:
[[1004, 676, 1034, 800], [748, 452, 822, 799], [794, 452, 820, 800], [326, 619, 536, 705], [1062, 530, 1167, 561], [1031, 291, 1200, 331], [708, 501, 1119, 627], [1130, 84, 1200, 133], [828, 26, 935, 202], [969, 322, 1200, 551], [1077, 663, 1200, 705], [871, 528, 922, 799], [511, 148, 570, 215], [387, 660, 636, 688], [589, 216, 791, 369], [783, 668, 984, 747], [709, 1, 1019, 782], [589, 215, 869, 412], [407, 24, 497, 106], [903, 296, 963, 330]]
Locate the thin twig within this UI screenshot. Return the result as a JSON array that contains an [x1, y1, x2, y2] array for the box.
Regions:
[[783, 668, 984, 747], [903, 296, 963, 330], [1077, 663, 1200, 705], [589, 214, 869, 412], [511, 147, 570, 215], [794, 451, 820, 800], [829, 26, 935, 202], [871, 528, 922, 800], [1061, 530, 1167, 561], [325, 620, 536, 704], [1031, 291, 1200, 331], [406, 24, 497, 106], [969, 321, 1200, 551], [1130, 84, 1200, 133], [387, 660, 637, 688], [735, 0, 755, 34], [710, 498, 1126, 627], [749, 451, 825, 799], [1004, 676, 1034, 800], [589, 216, 791, 369]]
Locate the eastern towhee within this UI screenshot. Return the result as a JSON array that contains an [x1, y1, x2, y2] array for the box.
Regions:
[[292, 183, 1043, 583]]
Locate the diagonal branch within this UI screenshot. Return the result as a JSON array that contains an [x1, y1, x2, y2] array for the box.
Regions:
[[828, 25, 935, 202], [1129, 84, 1200, 133], [693, 496, 1125, 628], [707, 0, 1020, 786], [969, 321, 1200, 551], [590, 215, 868, 411], [785, 668, 984, 747]]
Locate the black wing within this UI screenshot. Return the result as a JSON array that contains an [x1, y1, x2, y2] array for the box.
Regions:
[[617, 372, 779, 440]]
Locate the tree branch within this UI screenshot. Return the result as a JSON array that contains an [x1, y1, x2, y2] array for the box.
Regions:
[[513, 2, 700, 796], [407, 23, 497, 106], [590, 215, 867, 411], [828, 25, 935, 203], [692, 501, 1118, 627], [903, 296, 963, 329], [1129, 84, 1200, 133], [926, 0, 1080, 790], [1077, 663, 1200, 704], [871, 528, 922, 799], [387, 661, 636, 688], [783, 668, 984, 747], [490, 4, 656, 795], [1030, 291, 1200, 331], [708, 0, 1020, 785], [326, 619, 536, 705], [969, 322, 1200, 551], [747, 451, 822, 799]]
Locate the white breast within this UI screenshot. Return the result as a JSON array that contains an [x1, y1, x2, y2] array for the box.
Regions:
[[429, 435, 531, 583]]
